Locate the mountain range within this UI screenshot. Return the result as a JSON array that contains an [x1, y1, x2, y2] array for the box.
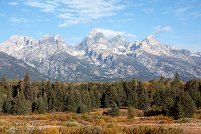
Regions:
[[0, 28, 201, 81]]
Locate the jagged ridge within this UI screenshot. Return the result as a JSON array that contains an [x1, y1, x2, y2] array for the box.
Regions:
[[0, 28, 200, 81]]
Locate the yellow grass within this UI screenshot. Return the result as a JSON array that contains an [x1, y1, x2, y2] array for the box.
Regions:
[[0, 108, 199, 134]]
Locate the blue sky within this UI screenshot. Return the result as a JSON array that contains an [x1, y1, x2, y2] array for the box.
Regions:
[[0, 0, 201, 52]]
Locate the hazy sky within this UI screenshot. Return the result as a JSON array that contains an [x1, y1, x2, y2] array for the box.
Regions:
[[0, 0, 201, 52]]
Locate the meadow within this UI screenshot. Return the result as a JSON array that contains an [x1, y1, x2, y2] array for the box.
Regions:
[[0, 108, 201, 134]]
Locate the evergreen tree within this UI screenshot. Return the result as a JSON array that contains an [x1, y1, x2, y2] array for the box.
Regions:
[[175, 102, 185, 119], [115, 82, 126, 107], [162, 89, 175, 116], [172, 72, 182, 89], [64, 90, 77, 112], [3, 96, 13, 114], [92, 89, 101, 108], [174, 90, 196, 119], [188, 89, 201, 107], [23, 73, 33, 101], [81, 90, 92, 111], [47, 83, 56, 112], [13, 93, 30, 115], [54, 81, 65, 111], [125, 81, 139, 108], [137, 81, 149, 109], [101, 85, 119, 108], [36, 97, 47, 114]]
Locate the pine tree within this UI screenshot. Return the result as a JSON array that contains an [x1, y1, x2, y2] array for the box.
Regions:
[[47, 83, 56, 112], [174, 90, 196, 119], [64, 90, 77, 112], [172, 72, 181, 89], [81, 90, 92, 111], [23, 73, 33, 101], [175, 102, 185, 119], [125, 82, 139, 108], [94, 89, 101, 108], [36, 97, 47, 114], [13, 93, 30, 115], [137, 81, 149, 109], [54, 81, 65, 111], [162, 89, 175, 116], [3, 96, 13, 114], [101, 85, 119, 108], [188, 89, 201, 107]]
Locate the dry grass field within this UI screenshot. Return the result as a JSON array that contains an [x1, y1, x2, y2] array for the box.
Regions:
[[0, 108, 201, 134]]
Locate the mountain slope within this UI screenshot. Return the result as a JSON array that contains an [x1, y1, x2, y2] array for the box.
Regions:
[[0, 52, 47, 80]]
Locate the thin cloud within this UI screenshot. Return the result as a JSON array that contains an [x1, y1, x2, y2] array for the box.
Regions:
[[174, 6, 201, 20], [0, 13, 5, 17], [154, 25, 172, 34], [166, 1, 201, 21], [9, 17, 29, 24], [94, 28, 136, 39], [8, 17, 42, 24], [22, 0, 127, 27], [9, 2, 19, 6], [24, 1, 58, 13]]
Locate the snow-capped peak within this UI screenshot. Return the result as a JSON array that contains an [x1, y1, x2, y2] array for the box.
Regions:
[[132, 35, 173, 56], [144, 34, 161, 46], [9, 35, 35, 44]]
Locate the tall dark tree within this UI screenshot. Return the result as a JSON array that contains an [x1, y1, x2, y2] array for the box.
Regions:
[[47, 82, 56, 112], [54, 81, 65, 111], [137, 81, 149, 109], [3, 96, 13, 114], [172, 72, 182, 89], [124, 81, 138, 108], [23, 73, 33, 101]]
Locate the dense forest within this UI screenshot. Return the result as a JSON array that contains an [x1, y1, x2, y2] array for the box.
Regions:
[[0, 73, 200, 119]]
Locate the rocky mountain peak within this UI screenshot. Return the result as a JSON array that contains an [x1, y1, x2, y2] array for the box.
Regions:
[[110, 35, 123, 42], [40, 34, 64, 45], [8, 35, 36, 45]]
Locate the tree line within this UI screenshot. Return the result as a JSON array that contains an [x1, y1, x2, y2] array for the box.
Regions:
[[0, 72, 200, 119]]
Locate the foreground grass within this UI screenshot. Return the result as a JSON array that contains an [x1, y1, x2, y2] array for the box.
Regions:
[[0, 108, 201, 134]]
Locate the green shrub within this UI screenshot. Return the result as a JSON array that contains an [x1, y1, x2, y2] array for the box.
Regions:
[[127, 106, 135, 119], [108, 102, 119, 116]]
